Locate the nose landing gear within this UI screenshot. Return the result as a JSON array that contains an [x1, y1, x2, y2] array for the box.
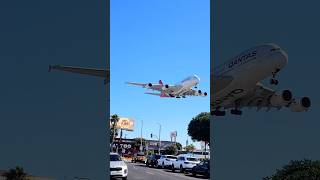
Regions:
[[270, 68, 280, 85]]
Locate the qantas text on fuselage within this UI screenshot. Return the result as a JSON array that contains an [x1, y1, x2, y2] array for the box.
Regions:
[[211, 43, 311, 116]]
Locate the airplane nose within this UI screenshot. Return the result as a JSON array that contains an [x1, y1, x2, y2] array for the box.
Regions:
[[280, 50, 288, 65]]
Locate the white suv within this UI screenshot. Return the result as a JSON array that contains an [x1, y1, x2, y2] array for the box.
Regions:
[[110, 153, 128, 180], [157, 155, 177, 169], [172, 154, 200, 173]]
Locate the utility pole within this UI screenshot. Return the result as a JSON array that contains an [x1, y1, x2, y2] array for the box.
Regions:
[[157, 123, 161, 155], [140, 120, 143, 153]]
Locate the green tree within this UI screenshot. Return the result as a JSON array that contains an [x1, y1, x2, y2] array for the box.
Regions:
[[187, 112, 210, 143], [164, 145, 177, 155], [263, 159, 320, 180], [176, 142, 182, 150], [185, 144, 196, 152], [132, 137, 146, 148], [3, 166, 28, 180]]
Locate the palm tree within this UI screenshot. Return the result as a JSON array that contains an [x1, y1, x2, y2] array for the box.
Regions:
[[110, 114, 120, 150], [3, 166, 28, 180], [185, 144, 196, 152]]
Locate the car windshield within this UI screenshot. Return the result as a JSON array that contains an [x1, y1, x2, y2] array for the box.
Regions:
[[166, 156, 177, 159], [110, 154, 122, 161], [186, 157, 198, 161]]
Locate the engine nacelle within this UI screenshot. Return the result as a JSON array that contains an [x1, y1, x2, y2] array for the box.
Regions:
[[162, 84, 169, 90], [196, 90, 207, 96], [290, 97, 311, 112], [270, 90, 292, 106], [147, 83, 152, 87]]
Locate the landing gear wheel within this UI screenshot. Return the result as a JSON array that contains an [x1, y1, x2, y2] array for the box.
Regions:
[[230, 109, 242, 115]]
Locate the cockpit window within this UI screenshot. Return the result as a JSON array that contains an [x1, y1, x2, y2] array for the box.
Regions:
[[270, 47, 281, 52]]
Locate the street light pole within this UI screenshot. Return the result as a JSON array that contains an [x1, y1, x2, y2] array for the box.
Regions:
[[157, 123, 161, 155], [140, 120, 143, 153]]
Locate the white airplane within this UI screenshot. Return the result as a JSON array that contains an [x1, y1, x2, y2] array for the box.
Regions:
[[211, 43, 311, 116], [127, 75, 208, 98], [48, 64, 109, 84]]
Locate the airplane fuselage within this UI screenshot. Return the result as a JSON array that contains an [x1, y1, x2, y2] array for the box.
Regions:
[[213, 43, 288, 108], [173, 75, 200, 95]]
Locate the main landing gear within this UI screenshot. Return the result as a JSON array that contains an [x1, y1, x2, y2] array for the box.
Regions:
[[270, 68, 280, 85], [230, 109, 242, 115], [211, 109, 226, 116]]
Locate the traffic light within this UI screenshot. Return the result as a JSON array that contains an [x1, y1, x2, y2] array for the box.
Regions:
[[150, 133, 153, 138]]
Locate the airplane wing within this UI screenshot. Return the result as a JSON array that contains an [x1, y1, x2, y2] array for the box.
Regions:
[[220, 83, 311, 112], [126, 82, 164, 91], [49, 65, 108, 78], [49, 64, 109, 84], [126, 81, 179, 93], [181, 89, 208, 97], [222, 83, 275, 109]]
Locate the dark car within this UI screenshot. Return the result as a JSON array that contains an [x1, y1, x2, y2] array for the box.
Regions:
[[192, 160, 210, 178], [131, 152, 146, 163], [146, 154, 161, 167]]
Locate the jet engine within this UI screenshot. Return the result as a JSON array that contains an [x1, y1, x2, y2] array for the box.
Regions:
[[162, 84, 169, 90], [147, 83, 152, 87], [290, 97, 311, 112], [270, 90, 292, 106]]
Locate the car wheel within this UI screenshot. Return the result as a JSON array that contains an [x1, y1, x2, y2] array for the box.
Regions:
[[122, 177, 127, 180], [146, 161, 149, 167], [171, 165, 175, 172], [180, 165, 184, 173], [205, 170, 210, 178], [162, 162, 165, 169], [192, 170, 196, 177]]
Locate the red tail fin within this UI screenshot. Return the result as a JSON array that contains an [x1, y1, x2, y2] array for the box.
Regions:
[[159, 80, 163, 86]]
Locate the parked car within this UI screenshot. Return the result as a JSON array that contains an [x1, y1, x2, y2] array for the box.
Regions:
[[171, 154, 200, 173], [146, 154, 161, 167], [157, 155, 177, 169], [132, 152, 147, 163], [192, 159, 210, 178], [110, 153, 128, 180]]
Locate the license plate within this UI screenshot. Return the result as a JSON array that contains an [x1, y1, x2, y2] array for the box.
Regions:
[[111, 171, 122, 175]]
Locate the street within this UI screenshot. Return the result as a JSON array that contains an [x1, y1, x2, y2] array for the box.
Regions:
[[124, 162, 209, 180]]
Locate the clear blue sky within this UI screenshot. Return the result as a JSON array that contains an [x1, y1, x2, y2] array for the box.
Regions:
[[110, 0, 210, 148], [213, 0, 320, 179]]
